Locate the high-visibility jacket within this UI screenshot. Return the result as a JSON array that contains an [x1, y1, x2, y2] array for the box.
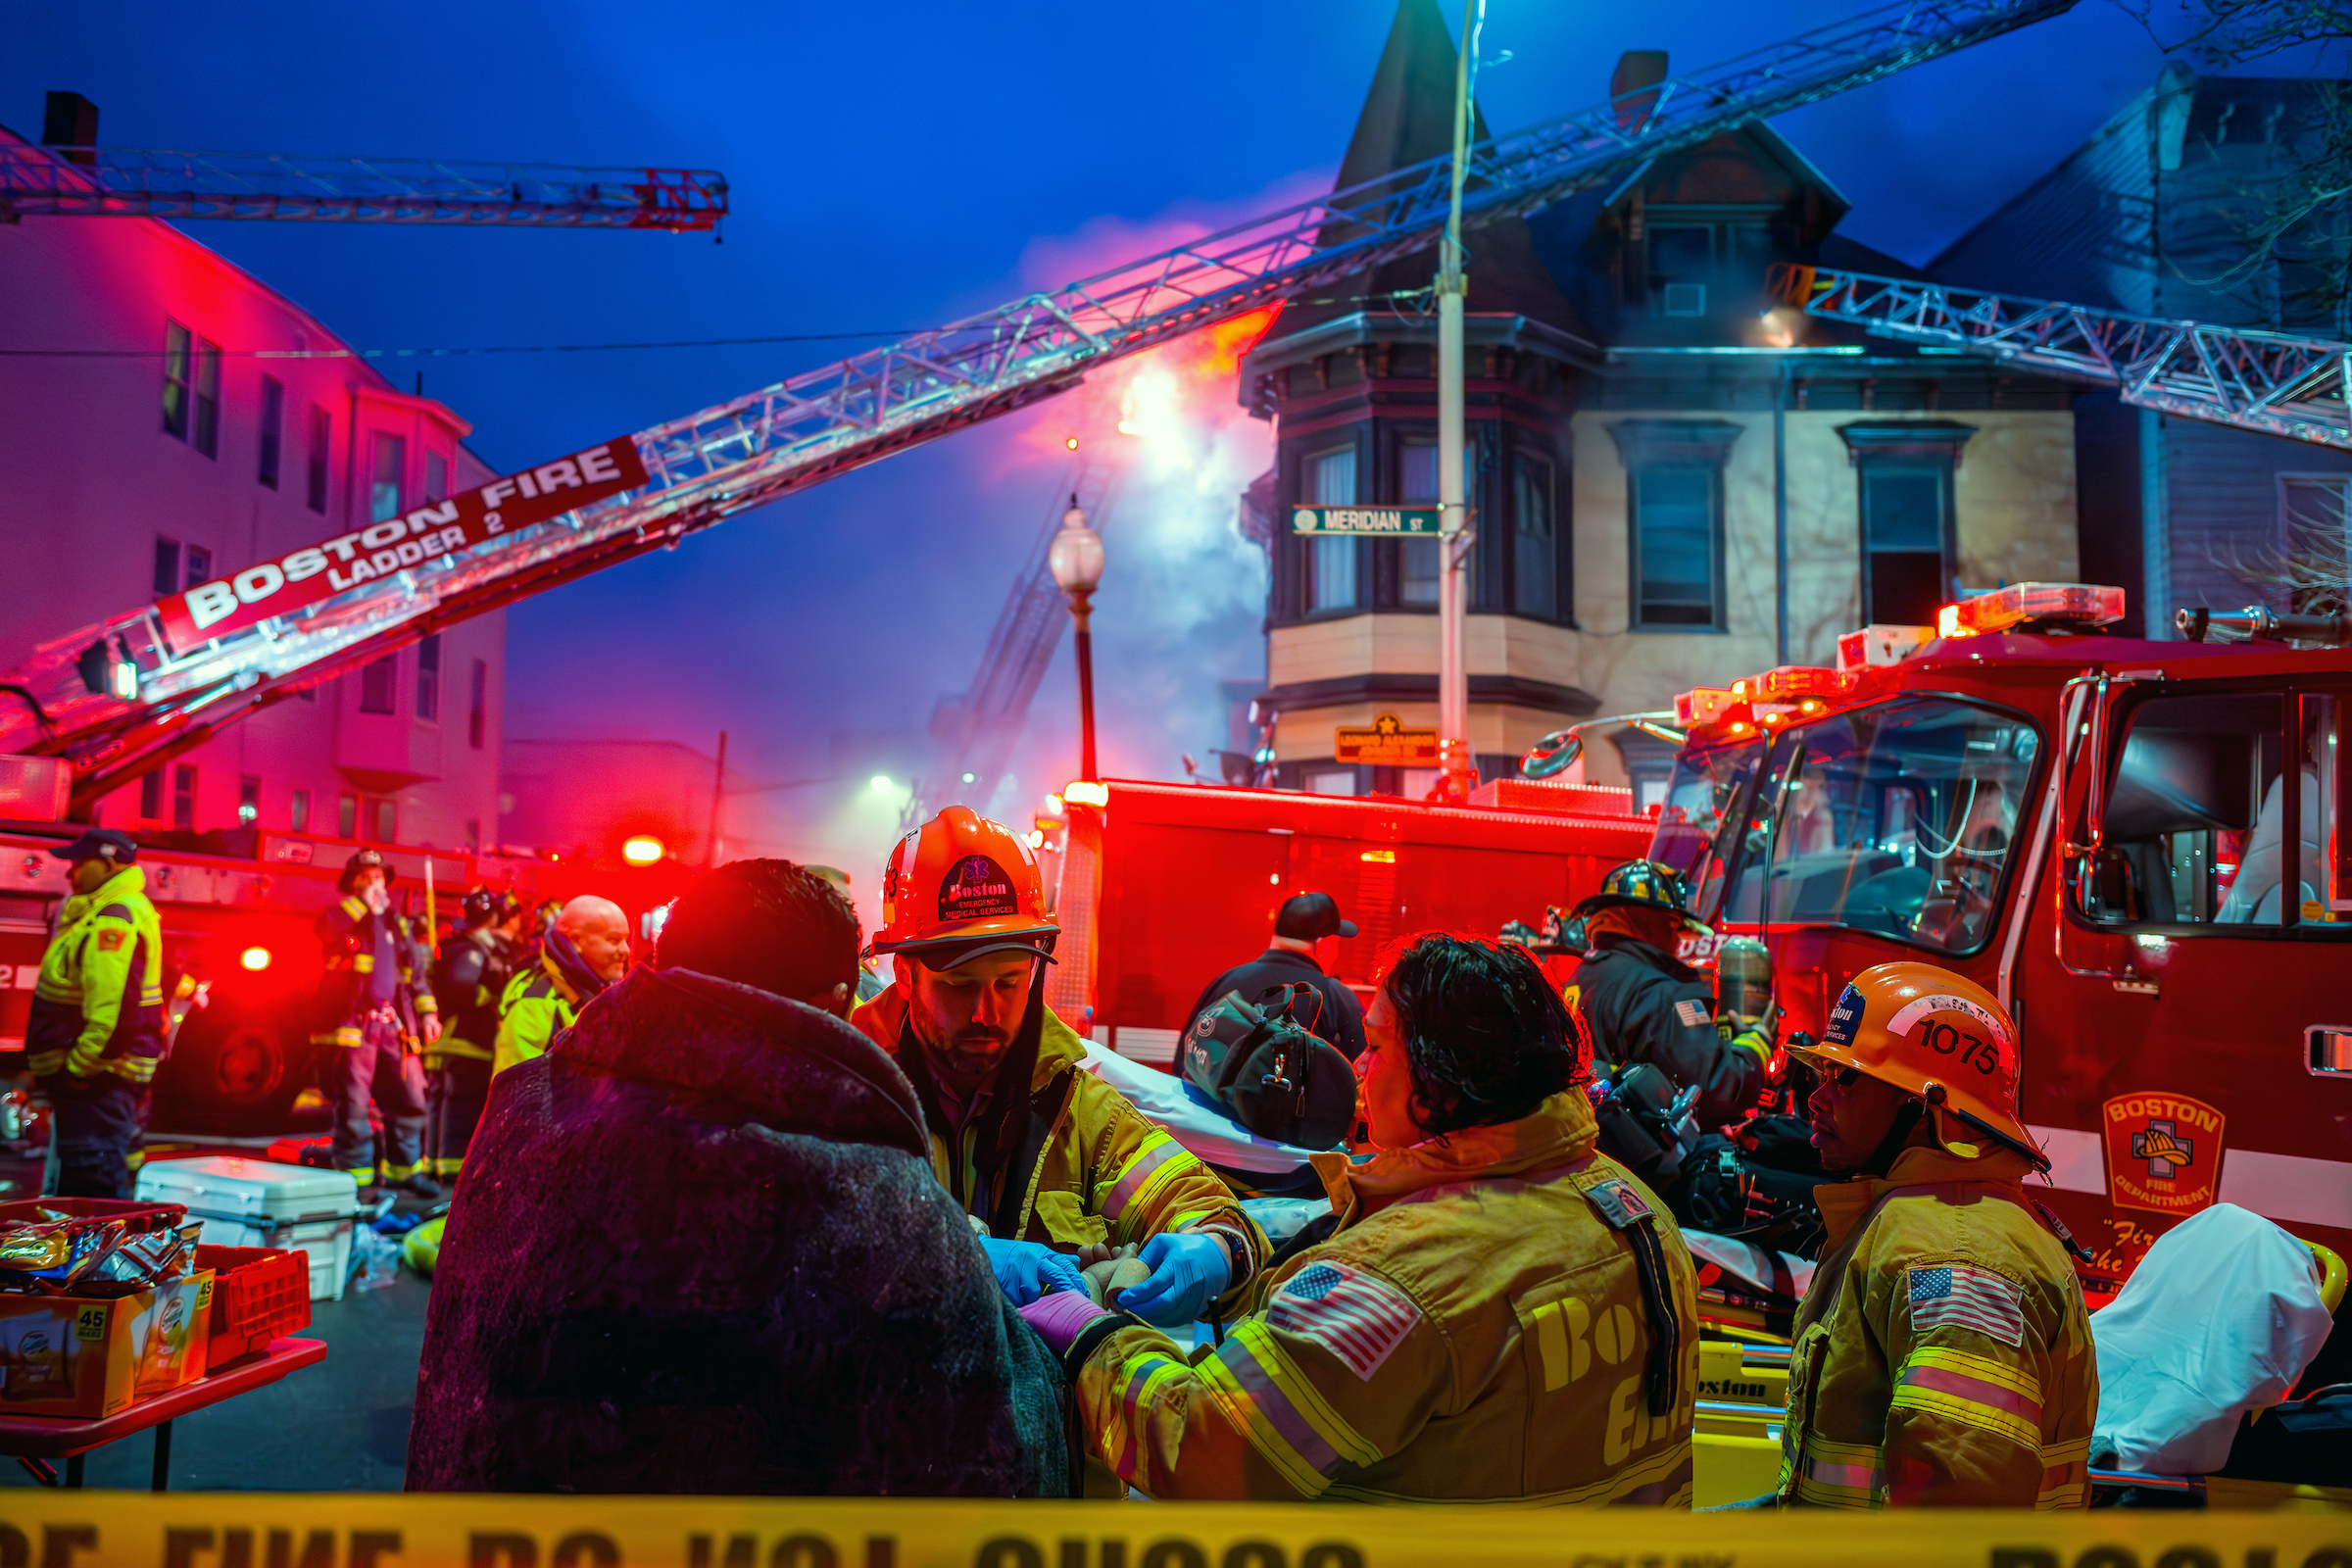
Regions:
[[26, 865, 164, 1085], [492, 956, 580, 1077], [427, 928, 513, 1067], [850, 988, 1267, 1302], [312, 897, 435, 1049], [1059, 1090, 1701, 1504], [1776, 1144, 2098, 1508]]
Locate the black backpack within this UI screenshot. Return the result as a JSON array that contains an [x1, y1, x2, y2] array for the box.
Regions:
[[1179, 983, 1357, 1150]]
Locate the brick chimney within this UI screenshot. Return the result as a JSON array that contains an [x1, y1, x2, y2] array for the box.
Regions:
[[42, 91, 98, 168], [1611, 51, 1668, 132]]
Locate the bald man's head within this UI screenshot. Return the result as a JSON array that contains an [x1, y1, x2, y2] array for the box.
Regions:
[[556, 895, 632, 983]]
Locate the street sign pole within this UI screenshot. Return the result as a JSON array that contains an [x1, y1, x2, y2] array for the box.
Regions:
[[1436, 0, 1483, 804]]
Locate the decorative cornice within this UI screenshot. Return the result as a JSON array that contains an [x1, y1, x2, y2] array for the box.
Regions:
[[1257, 671, 1600, 716], [1837, 419, 1980, 466], [1605, 417, 1745, 467]]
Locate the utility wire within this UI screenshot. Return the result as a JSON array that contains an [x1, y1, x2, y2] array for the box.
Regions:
[[0, 329, 931, 360]]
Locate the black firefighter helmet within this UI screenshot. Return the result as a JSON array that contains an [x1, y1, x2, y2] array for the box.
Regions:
[[1570, 858, 1696, 924], [338, 848, 391, 894]]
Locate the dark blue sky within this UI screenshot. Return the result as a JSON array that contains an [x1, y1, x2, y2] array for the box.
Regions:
[[6, 0, 2202, 862]]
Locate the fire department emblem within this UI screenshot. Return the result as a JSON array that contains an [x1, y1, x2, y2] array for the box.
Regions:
[[2101, 1091, 2226, 1217]]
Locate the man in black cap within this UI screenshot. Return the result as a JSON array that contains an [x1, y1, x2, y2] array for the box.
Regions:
[[27, 830, 164, 1197], [1184, 891, 1367, 1061], [313, 849, 440, 1199]]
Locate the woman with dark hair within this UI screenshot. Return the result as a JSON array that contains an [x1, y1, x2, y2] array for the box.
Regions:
[[1016, 932, 1704, 1505]]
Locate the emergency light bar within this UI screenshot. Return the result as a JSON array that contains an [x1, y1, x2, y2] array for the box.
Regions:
[[1936, 582, 2126, 638]]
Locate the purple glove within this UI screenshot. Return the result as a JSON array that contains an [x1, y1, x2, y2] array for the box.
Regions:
[[1016, 1289, 1115, 1356]]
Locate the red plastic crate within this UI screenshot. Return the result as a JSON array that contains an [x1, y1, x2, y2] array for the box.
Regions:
[[0, 1196, 187, 1234], [194, 1245, 312, 1367]]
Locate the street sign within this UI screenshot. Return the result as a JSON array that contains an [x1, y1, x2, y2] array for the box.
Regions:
[[1291, 505, 1441, 535], [1336, 712, 1440, 764]]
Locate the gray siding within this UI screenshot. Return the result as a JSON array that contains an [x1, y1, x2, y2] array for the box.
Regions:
[[1934, 90, 2155, 314]]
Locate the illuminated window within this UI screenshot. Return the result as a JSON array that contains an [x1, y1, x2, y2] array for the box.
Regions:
[[359, 656, 396, 714], [1306, 446, 1357, 612], [259, 376, 284, 489], [238, 776, 261, 826], [1399, 439, 1440, 608], [306, 406, 331, 514], [291, 788, 311, 834], [468, 659, 488, 750], [172, 764, 197, 830], [369, 433, 406, 522], [416, 634, 441, 722]]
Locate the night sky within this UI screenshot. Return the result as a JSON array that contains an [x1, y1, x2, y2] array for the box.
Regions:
[[1, 0, 2234, 879]]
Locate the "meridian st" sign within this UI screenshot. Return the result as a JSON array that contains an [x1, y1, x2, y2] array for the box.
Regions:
[[1291, 505, 1441, 536]]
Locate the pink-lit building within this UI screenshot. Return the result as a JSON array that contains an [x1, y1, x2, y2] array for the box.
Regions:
[[0, 120, 505, 854]]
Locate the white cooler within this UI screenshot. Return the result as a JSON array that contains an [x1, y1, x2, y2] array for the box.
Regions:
[[134, 1156, 362, 1301]]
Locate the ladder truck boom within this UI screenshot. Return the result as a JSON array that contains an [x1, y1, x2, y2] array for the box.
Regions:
[[0, 140, 726, 229], [1772, 262, 2352, 449], [0, 0, 2077, 810]]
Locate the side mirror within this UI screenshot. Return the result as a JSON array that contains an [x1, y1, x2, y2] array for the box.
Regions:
[[1523, 728, 1582, 779]]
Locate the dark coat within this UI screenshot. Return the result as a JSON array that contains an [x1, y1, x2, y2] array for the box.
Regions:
[[405, 964, 1069, 1495], [1186, 947, 1368, 1060], [1567, 934, 1764, 1129]]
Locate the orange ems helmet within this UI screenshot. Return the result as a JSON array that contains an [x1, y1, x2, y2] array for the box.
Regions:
[[1788, 961, 2049, 1173], [870, 805, 1058, 966]]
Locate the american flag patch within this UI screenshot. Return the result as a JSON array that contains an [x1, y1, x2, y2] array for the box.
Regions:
[[1674, 998, 1711, 1028], [1267, 1262, 1421, 1380], [1907, 1265, 2026, 1348]]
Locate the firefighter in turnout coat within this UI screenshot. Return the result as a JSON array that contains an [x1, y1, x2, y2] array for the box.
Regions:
[[1014, 934, 1702, 1505], [425, 888, 520, 1179], [26, 831, 164, 1198], [314, 849, 439, 1196], [1775, 962, 2097, 1507]]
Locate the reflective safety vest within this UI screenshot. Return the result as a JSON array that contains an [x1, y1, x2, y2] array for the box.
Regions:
[[1061, 1091, 1700, 1504], [26, 865, 164, 1084], [492, 957, 578, 1077], [1776, 1145, 2098, 1508]]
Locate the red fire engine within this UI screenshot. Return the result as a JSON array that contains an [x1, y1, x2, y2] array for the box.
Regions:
[[1641, 582, 2351, 1293]]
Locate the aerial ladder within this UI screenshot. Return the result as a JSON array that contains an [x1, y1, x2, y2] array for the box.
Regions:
[[0, 0, 2083, 814], [916, 461, 1124, 822], [1771, 263, 2352, 451]]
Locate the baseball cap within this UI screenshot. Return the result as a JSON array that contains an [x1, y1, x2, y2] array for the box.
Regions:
[[48, 829, 138, 867], [1275, 892, 1356, 941]]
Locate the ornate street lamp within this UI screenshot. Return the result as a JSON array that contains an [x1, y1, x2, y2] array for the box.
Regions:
[[1047, 494, 1105, 782]]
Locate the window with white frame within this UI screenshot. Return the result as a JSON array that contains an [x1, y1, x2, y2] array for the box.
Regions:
[[1306, 446, 1358, 612]]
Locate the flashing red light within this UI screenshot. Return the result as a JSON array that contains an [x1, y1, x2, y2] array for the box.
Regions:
[[1064, 436, 1080, 450], [621, 835, 665, 866], [239, 947, 271, 972]]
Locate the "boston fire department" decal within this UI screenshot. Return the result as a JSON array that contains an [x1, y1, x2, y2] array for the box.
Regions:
[[2101, 1090, 2227, 1217]]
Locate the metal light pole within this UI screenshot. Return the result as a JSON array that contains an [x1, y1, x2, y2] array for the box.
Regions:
[[1436, 0, 1484, 803], [1049, 495, 1105, 782]]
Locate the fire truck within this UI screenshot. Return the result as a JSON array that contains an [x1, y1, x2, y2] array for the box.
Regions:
[[1043, 776, 1653, 1068], [1638, 581, 2351, 1293]]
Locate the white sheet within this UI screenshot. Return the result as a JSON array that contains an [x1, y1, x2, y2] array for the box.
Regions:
[[2090, 1202, 2334, 1475], [1077, 1040, 1335, 1175]]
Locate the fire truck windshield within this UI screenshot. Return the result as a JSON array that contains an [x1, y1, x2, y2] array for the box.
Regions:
[[1648, 738, 1767, 920], [1661, 699, 2041, 954]]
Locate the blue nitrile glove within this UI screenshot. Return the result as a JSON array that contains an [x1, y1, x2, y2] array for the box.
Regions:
[[1119, 1230, 1233, 1327], [977, 1236, 1087, 1305]]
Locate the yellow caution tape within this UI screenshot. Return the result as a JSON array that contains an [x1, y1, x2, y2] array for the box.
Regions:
[[0, 1494, 2344, 1568]]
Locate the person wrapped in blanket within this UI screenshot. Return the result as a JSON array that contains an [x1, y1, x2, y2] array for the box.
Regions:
[[1016, 932, 1704, 1505]]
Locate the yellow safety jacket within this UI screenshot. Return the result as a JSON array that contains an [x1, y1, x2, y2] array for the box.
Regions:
[[851, 989, 1268, 1300], [1062, 1091, 1701, 1504], [1776, 1145, 2098, 1508], [312, 897, 436, 1049], [25, 865, 164, 1084], [492, 956, 579, 1077]]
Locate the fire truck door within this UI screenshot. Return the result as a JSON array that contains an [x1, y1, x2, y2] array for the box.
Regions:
[[2030, 679, 2352, 1283]]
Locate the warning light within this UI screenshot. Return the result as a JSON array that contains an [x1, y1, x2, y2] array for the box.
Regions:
[[1064, 437, 1080, 450], [239, 947, 271, 972], [1360, 849, 1396, 863], [621, 836, 664, 865], [1026, 830, 1046, 850], [868, 774, 894, 794], [1064, 780, 1109, 807]]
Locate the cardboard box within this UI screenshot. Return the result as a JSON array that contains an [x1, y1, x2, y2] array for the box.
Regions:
[[0, 1271, 214, 1418]]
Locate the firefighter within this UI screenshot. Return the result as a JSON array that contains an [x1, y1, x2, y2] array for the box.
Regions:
[[491, 895, 629, 1077], [1015, 932, 1701, 1504], [425, 888, 522, 1181], [850, 808, 1267, 1340], [1564, 859, 1770, 1130], [1772, 962, 2096, 1507], [1184, 891, 1368, 1060], [314, 849, 439, 1198], [26, 830, 163, 1199]]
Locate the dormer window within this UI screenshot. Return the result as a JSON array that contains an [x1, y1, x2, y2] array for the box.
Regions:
[[1644, 217, 1777, 318]]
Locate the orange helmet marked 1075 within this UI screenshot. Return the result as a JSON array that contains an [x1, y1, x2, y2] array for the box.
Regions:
[[871, 805, 1059, 964], [1787, 960, 2048, 1171]]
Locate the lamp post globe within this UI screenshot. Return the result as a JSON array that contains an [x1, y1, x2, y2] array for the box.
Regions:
[[1049, 495, 1104, 783]]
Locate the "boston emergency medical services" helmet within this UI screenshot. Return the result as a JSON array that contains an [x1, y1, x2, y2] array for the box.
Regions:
[[1786, 960, 2048, 1172], [868, 805, 1058, 967]]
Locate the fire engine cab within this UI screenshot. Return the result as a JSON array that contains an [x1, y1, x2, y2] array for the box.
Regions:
[[1644, 581, 2351, 1293]]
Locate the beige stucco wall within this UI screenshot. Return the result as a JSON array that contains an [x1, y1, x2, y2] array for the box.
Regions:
[[1268, 614, 1584, 764]]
